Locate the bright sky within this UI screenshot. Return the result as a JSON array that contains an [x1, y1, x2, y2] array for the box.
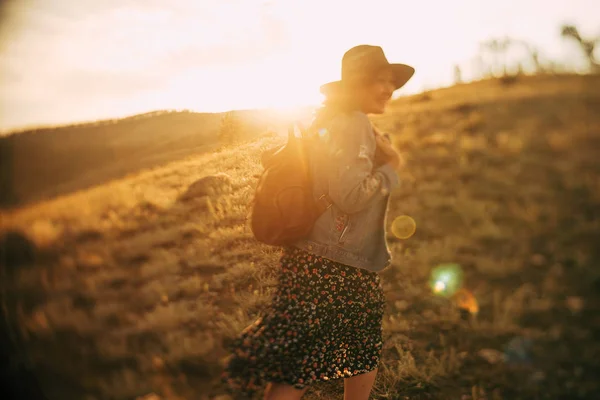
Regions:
[[0, 0, 598, 132]]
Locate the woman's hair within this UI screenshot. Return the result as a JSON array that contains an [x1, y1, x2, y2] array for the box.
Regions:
[[314, 80, 366, 124]]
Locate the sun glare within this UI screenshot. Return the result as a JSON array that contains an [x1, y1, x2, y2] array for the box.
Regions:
[[1, 0, 597, 131]]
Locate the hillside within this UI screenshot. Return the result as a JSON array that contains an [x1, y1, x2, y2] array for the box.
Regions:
[[1, 74, 600, 400], [0, 107, 313, 209]]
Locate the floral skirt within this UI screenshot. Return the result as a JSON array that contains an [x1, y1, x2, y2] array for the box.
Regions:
[[221, 246, 386, 397]]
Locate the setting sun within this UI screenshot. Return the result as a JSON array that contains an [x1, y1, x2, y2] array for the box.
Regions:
[[0, 0, 597, 132]]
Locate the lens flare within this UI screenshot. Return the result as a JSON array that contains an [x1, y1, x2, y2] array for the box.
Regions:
[[391, 215, 416, 239], [503, 336, 533, 365], [429, 263, 463, 297], [318, 128, 329, 140], [452, 288, 479, 315], [433, 280, 446, 293]]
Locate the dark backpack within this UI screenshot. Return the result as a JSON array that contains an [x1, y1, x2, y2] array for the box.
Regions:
[[250, 124, 332, 246]]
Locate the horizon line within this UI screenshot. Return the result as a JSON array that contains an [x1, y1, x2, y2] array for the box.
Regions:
[[0, 72, 582, 136]]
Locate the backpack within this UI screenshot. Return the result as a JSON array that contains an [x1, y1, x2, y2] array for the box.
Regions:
[[250, 124, 332, 246]]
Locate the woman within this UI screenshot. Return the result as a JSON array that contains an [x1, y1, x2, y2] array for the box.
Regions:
[[222, 45, 415, 400]]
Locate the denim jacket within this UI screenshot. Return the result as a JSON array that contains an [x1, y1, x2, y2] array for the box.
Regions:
[[290, 110, 401, 272]]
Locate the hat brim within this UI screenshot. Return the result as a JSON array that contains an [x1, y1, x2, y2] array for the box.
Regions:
[[320, 63, 415, 96]]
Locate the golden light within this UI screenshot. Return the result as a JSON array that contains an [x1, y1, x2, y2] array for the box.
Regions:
[[453, 288, 479, 315], [4, 0, 596, 132], [317, 128, 330, 140], [391, 215, 417, 239]]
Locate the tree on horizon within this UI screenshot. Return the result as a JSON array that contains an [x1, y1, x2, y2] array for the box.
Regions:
[[561, 24, 600, 73]]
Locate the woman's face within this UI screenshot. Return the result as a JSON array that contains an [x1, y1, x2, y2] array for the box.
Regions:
[[357, 69, 395, 114]]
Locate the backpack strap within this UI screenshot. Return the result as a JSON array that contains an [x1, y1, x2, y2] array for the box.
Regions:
[[290, 121, 333, 216], [315, 193, 333, 214]]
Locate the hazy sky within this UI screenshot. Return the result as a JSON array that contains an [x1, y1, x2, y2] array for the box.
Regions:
[[0, 0, 598, 132]]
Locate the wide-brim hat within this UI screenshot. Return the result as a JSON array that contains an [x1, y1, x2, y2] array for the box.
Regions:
[[320, 45, 415, 96]]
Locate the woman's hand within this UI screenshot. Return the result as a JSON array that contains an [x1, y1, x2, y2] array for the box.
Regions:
[[374, 132, 404, 170]]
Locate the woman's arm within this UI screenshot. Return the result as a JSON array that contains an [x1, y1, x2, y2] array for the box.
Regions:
[[327, 112, 400, 214]]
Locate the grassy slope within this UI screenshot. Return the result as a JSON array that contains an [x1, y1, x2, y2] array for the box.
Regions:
[[1, 74, 600, 400], [0, 107, 312, 208]]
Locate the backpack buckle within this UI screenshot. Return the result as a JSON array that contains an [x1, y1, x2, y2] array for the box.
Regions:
[[318, 194, 333, 210]]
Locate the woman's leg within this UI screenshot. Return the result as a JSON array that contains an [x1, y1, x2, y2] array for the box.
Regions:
[[343, 368, 378, 400], [264, 382, 309, 400]]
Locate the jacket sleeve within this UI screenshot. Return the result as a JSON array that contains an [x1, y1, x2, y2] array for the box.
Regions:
[[327, 112, 400, 214]]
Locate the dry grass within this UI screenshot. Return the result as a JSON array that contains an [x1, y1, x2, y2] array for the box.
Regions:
[[1, 74, 600, 400], [0, 107, 312, 208]]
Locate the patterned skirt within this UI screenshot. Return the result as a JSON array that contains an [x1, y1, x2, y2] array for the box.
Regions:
[[221, 246, 386, 397]]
